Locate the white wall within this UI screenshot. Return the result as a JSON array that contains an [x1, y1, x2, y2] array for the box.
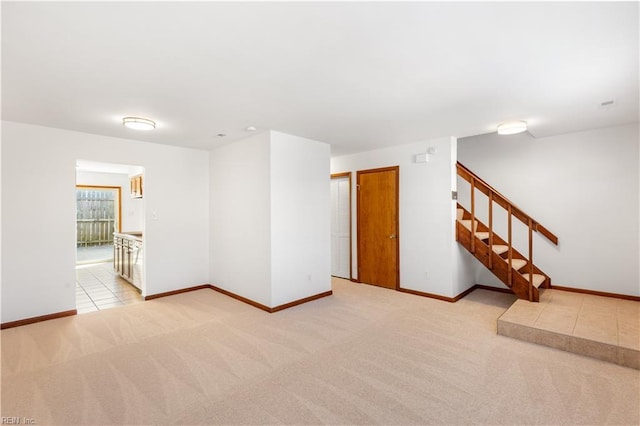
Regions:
[[0, 133, 3, 322], [1, 121, 210, 323], [270, 131, 331, 306], [331, 136, 476, 298], [76, 170, 144, 232], [209, 131, 331, 308], [451, 141, 478, 296], [458, 123, 639, 296], [209, 132, 272, 307]]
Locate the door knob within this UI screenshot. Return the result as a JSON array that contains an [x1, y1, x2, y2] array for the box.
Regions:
[[389, 234, 397, 239]]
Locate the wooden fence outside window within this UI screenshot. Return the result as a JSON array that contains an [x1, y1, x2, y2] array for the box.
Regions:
[[76, 187, 120, 246]]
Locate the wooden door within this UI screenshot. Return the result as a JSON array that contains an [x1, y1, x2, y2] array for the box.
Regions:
[[357, 166, 399, 289]]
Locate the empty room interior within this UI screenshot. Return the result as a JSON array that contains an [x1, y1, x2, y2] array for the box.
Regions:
[[1, 2, 639, 425]]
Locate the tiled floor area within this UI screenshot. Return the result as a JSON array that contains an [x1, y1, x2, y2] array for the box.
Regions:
[[498, 289, 639, 369], [76, 262, 143, 314]]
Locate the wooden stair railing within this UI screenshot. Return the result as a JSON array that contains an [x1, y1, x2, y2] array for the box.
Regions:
[[456, 162, 559, 302]]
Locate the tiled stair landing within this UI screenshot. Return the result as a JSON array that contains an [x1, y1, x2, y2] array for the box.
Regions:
[[498, 289, 639, 369]]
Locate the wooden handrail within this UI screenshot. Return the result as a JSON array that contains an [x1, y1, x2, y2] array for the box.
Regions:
[[457, 162, 558, 245]]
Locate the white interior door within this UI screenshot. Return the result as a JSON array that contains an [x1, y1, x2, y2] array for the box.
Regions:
[[331, 175, 350, 279]]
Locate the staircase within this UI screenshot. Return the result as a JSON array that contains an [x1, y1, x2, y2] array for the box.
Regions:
[[456, 163, 558, 302]]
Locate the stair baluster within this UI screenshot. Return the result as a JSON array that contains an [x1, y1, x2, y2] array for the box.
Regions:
[[470, 176, 476, 253], [488, 192, 494, 270], [507, 205, 513, 286], [528, 218, 534, 301]]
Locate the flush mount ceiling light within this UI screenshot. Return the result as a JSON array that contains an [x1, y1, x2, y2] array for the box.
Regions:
[[122, 117, 156, 131], [497, 120, 527, 135]]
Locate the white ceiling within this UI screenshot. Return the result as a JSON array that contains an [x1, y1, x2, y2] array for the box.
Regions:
[[2, 2, 638, 156], [76, 159, 144, 175]]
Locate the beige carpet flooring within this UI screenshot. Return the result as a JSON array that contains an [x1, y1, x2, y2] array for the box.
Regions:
[[2, 278, 639, 425]]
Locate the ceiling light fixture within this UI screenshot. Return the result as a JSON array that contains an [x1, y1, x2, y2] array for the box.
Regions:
[[497, 121, 527, 135], [122, 116, 156, 131], [246, 126, 257, 132]]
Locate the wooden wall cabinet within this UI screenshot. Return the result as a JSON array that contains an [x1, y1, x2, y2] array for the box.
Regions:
[[130, 175, 143, 198]]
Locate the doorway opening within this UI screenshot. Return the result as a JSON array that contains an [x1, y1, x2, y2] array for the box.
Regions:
[[75, 160, 145, 314]]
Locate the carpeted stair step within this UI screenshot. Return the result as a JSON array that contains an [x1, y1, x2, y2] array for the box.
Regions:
[[475, 231, 489, 240], [459, 218, 490, 240], [492, 245, 509, 255], [457, 208, 464, 220], [505, 258, 527, 270], [459, 219, 477, 231], [523, 273, 546, 288]]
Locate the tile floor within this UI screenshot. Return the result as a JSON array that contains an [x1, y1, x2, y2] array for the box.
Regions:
[[76, 262, 143, 314], [498, 288, 639, 368]]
